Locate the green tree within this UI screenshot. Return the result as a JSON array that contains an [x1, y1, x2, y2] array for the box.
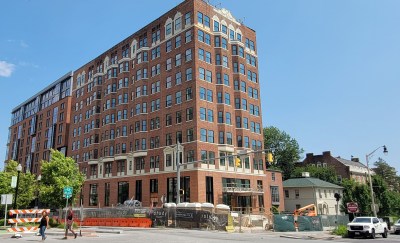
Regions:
[[263, 126, 304, 180], [39, 150, 85, 208], [0, 160, 36, 209], [372, 175, 400, 216], [341, 179, 372, 215], [373, 158, 400, 191], [291, 165, 338, 184]]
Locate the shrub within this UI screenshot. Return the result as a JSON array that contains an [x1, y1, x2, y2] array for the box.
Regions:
[[332, 225, 348, 237], [49, 218, 60, 228]]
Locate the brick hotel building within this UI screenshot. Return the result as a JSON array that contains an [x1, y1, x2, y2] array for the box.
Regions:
[[6, 0, 283, 213]]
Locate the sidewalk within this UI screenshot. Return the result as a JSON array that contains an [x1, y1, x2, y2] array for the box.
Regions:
[[236, 226, 342, 240], [1, 225, 342, 240]]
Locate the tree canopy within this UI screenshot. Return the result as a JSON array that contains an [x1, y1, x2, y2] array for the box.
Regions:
[[291, 165, 338, 184], [263, 126, 304, 180], [340, 179, 372, 215], [39, 150, 85, 208], [0, 160, 37, 209], [373, 158, 400, 192]]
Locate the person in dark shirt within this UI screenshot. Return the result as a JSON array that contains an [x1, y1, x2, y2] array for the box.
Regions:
[[39, 211, 49, 241], [65, 208, 77, 239]]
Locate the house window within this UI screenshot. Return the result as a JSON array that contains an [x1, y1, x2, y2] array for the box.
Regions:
[[271, 172, 276, 181], [284, 190, 289, 198], [295, 189, 299, 199], [270, 186, 280, 204]]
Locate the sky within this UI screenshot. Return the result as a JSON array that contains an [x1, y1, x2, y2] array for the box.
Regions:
[[0, 0, 399, 172]]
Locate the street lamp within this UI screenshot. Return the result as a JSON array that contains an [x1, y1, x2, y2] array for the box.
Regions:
[[13, 164, 22, 209], [36, 175, 42, 208], [366, 145, 388, 217]]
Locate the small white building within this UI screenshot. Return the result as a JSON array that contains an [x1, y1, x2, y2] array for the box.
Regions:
[[283, 173, 343, 216]]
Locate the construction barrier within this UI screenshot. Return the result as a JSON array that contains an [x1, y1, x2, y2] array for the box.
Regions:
[[8, 209, 50, 233], [9, 209, 50, 215], [80, 217, 152, 227], [7, 226, 38, 233]]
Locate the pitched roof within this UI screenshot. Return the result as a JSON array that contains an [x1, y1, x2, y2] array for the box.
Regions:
[[283, 177, 343, 189], [335, 157, 368, 169]]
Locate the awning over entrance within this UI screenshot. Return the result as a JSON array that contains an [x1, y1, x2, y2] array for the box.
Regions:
[[222, 186, 264, 196]]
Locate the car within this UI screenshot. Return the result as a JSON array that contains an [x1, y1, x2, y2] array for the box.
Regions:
[[347, 216, 388, 239], [393, 219, 400, 234]]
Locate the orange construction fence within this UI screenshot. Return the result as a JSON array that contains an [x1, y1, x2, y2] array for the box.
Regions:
[[81, 218, 151, 228]]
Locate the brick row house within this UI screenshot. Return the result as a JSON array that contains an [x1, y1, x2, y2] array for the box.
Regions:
[[5, 0, 284, 213]]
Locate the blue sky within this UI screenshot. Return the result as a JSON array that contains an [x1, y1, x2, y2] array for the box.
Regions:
[[1, 0, 399, 172]]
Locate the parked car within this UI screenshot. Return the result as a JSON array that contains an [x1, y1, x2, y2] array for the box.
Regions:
[[347, 217, 388, 239], [393, 219, 400, 234]]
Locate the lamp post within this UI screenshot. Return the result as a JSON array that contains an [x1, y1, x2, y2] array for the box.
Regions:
[[36, 175, 42, 208], [13, 164, 22, 209], [366, 145, 388, 217]]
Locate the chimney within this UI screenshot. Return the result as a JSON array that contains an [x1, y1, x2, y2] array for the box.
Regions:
[[302, 172, 310, 178], [306, 153, 314, 159], [351, 157, 360, 162], [322, 151, 331, 157]]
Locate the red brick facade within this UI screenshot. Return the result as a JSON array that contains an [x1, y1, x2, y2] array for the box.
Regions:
[[6, 0, 284, 213]]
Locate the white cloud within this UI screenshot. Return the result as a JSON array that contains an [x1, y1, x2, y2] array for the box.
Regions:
[[0, 61, 16, 77], [18, 61, 39, 68], [20, 40, 29, 48], [5, 39, 29, 48]]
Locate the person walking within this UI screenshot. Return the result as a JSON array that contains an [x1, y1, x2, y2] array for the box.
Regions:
[[39, 211, 49, 241], [65, 208, 78, 239]]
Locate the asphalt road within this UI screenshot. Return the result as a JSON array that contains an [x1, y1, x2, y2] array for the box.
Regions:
[[1, 228, 400, 243]]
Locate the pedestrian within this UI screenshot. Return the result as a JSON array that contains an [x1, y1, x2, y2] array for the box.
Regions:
[[39, 211, 49, 241], [65, 208, 78, 239]]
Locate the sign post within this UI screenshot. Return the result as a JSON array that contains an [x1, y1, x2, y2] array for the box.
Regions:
[[1, 194, 13, 227], [63, 187, 73, 238]]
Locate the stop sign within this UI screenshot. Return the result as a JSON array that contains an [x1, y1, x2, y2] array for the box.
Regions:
[[347, 202, 359, 213]]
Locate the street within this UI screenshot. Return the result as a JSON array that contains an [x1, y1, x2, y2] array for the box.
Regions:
[[2, 228, 400, 243]]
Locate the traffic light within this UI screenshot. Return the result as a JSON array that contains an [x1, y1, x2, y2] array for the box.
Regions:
[[267, 153, 274, 163], [235, 157, 241, 167], [334, 193, 341, 202]]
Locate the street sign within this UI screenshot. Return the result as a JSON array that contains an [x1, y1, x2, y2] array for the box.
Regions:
[[347, 202, 359, 213], [63, 186, 73, 199], [11, 176, 17, 188], [1, 194, 13, 205]]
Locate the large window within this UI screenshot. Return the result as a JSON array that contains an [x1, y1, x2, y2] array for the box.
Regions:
[[104, 183, 110, 207], [167, 177, 191, 203], [118, 182, 129, 204], [89, 184, 98, 206], [150, 179, 158, 193], [206, 176, 214, 204], [135, 180, 142, 202]]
